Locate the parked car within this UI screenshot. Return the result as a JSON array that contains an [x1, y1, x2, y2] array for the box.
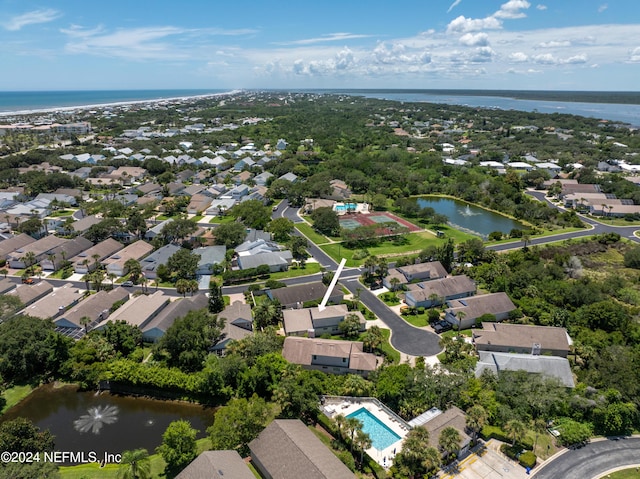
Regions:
[[434, 320, 453, 334], [21, 277, 34, 285], [122, 281, 134, 287]]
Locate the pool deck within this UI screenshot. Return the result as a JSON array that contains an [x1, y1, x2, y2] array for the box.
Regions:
[[321, 396, 409, 467]]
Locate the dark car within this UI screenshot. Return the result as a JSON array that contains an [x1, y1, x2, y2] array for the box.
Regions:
[[434, 320, 453, 334]]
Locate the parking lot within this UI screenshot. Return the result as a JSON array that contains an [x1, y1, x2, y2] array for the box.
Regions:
[[440, 441, 529, 479]]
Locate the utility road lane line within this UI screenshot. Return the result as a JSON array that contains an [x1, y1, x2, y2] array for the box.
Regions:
[[318, 258, 347, 311]]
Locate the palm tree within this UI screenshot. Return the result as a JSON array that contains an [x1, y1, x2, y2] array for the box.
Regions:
[[364, 255, 378, 277], [504, 419, 527, 447], [333, 414, 346, 441], [389, 276, 401, 291], [521, 233, 531, 250], [345, 417, 363, 452], [0, 268, 7, 279], [80, 316, 92, 333], [23, 251, 37, 273], [438, 426, 461, 462], [124, 259, 142, 283], [107, 273, 117, 288], [456, 310, 466, 332], [421, 447, 442, 477], [355, 429, 372, 467], [187, 279, 199, 296], [117, 448, 150, 479], [466, 405, 488, 445], [176, 278, 190, 297]]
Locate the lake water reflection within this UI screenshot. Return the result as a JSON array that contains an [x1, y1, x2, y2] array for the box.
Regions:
[[1, 384, 215, 463], [416, 197, 523, 238]]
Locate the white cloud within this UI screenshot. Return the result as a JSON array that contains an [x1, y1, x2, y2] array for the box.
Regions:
[[598, 4, 608, 13], [536, 4, 548, 10], [459, 32, 489, 46], [509, 51, 529, 62], [447, 0, 463, 13], [447, 15, 502, 33], [469, 46, 495, 62], [561, 54, 588, 64], [629, 47, 640, 62], [532, 52, 587, 64], [494, 0, 531, 19], [274, 32, 372, 46], [539, 40, 571, 48], [4, 9, 61, 31]]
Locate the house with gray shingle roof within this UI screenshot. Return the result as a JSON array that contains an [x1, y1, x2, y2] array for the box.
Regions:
[[445, 292, 516, 330], [142, 294, 208, 342], [175, 451, 254, 479], [55, 287, 130, 330], [212, 301, 253, 355], [249, 419, 354, 479], [475, 351, 575, 387], [72, 238, 123, 274], [140, 244, 181, 279]]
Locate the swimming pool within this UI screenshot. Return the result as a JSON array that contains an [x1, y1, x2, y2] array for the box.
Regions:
[[347, 407, 402, 451], [333, 203, 357, 212]]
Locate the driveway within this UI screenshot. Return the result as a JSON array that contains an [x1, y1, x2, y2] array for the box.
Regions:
[[532, 437, 640, 479], [441, 442, 528, 479]]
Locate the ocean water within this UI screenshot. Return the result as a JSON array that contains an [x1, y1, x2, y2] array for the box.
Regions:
[[0, 89, 229, 114], [332, 90, 640, 127]]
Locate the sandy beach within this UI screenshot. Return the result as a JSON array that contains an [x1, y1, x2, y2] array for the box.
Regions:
[[0, 89, 242, 118]]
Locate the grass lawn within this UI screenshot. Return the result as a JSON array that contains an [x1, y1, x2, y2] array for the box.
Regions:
[[486, 226, 588, 245], [269, 262, 321, 280], [600, 469, 640, 479], [401, 311, 432, 328], [321, 229, 476, 267], [379, 292, 400, 306], [295, 222, 331, 245], [49, 210, 74, 218], [378, 328, 401, 363], [60, 438, 212, 479], [1, 384, 34, 414], [208, 216, 236, 225], [191, 215, 204, 222], [440, 329, 473, 338]]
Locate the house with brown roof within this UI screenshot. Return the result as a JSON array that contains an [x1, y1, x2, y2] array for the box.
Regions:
[[266, 281, 343, 309], [8, 280, 53, 307], [445, 292, 516, 330], [69, 215, 102, 234], [404, 275, 476, 308], [103, 240, 153, 276], [0, 278, 16, 295], [72, 238, 123, 274], [22, 283, 85, 319], [7, 235, 67, 269], [187, 193, 214, 215], [212, 301, 253, 355], [282, 304, 365, 337], [55, 287, 130, 330], [383, 261, 448, 289], [40, 236, 93, 271], [0, 233, 35, 259], [176, 451, 254, 479], [282, 337, 379, 377], [473, 322, 570, 358], [141, 294, 208, 342], [249, 419, 355, 479], [95, 291, 169, 330], [412, 407, 471, 459]]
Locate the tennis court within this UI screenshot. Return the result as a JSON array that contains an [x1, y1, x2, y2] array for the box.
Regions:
[[339, 212, 421, 232]]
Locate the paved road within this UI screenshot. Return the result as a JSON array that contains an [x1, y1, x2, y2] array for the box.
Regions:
[[276, 200, 443, 357], [533, 437, 640, 479]]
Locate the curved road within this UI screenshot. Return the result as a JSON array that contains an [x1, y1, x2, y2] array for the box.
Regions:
[[533, 437, 640, 479], [275, 200, 443, 357]]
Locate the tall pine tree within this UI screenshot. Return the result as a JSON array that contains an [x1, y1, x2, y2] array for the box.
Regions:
[[208, 280, 225, 314]]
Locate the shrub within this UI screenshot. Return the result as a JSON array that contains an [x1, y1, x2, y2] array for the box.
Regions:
[[264, 279, 286, 289], [519, 451, 537, 469], [337, 450, 356, 471], [352, 249, 369, 260], [488, 231, 503, 241]]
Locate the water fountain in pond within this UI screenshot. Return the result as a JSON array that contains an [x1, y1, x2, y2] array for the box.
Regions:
[[460, 204, 479, 217], [73, 405, 119, 434]]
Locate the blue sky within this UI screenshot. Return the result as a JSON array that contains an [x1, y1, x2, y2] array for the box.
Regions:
[[1, 0, 639, 91]]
